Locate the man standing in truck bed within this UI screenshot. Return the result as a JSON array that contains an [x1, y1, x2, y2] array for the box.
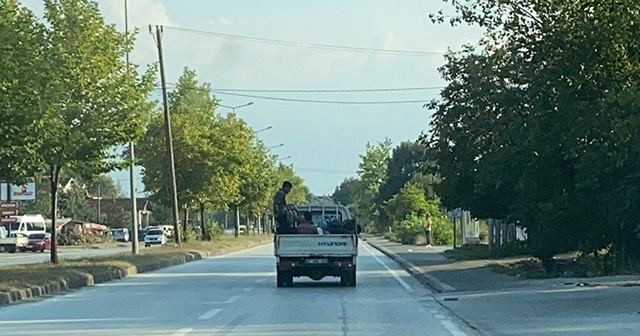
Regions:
[[273, 181, 293, 234]]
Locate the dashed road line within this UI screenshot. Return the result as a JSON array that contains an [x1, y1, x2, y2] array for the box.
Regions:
[[203, 295, 240, 304], [170, 327, 193, 336], [198, 308, 222, 320]]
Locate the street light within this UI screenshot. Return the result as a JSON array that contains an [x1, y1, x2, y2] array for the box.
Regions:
[[217, 102, 254, 113], [279, 155, 292, 161], [269, 143, 284, 149], [256, 126, 273, 133]]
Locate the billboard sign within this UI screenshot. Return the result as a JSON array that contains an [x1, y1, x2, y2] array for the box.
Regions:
[[1, 183, 36, 201]]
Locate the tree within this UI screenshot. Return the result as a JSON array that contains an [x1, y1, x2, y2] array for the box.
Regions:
[[378, 142, 426, 202], [138, 68, 255, 240], [58, 184, 95, 221], [429, 0, 640, 265], [85, 175, 123, 199], [332, 177, 361, 205], [353, 138, 393, 232], [32, 0, 155, 263], [385, 183, 430, 222], [0, 0, 46, 184]]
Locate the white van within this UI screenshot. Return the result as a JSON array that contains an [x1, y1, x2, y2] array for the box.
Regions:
[[3, 215, 46, 237]]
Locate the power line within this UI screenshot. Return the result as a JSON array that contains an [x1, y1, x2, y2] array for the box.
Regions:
[[209, 90, 428, 105], [158, 83, 435, 104], [213, 86, 445, 93], [163, 26, 445, 57]]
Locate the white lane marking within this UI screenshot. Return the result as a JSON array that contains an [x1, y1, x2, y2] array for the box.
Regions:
[[363, 243, 470, 336], [362, 243, 415, 293], [243, 287, 252, 292], [0, 318, 151, 325], [198, 308, 222, 320], [202, 295, 240, 304], [171, 327, 193, 336]]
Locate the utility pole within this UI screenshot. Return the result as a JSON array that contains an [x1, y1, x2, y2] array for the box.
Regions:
[[125, 0, 139, 255], [97, 184, 101, 223], [152, 25, 181, 245]]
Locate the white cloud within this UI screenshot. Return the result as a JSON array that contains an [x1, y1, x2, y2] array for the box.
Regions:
[[219, 17, 231, 25], [102, 0, 177, 63]]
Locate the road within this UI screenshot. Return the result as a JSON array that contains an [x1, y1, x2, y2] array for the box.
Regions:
[[439, 284, 640, 336], [0, 246, 130, 267], [0, 242, 476, 336]]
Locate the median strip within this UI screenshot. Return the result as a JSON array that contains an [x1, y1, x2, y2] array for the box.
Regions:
[[0, 234, 273, 306]]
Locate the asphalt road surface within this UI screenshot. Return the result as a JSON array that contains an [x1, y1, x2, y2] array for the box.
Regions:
[[0, 242, 476, 336], [0, 246, 130, 267]]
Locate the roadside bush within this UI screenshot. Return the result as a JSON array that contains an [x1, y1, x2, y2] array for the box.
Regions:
[[432, 216, 454, 246], [204, 221, 224, 241], [181, 227, 198, 242], [390, 216, 423, 245]]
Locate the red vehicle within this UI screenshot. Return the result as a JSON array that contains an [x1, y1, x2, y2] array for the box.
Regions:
[[27, 233, 51, 252]]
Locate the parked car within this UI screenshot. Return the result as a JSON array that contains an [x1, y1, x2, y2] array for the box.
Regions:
[[27, 233, 51, 252], [137, 228, 147, 242], [144, 229, 167, 247], [110, 228, 130, 242]]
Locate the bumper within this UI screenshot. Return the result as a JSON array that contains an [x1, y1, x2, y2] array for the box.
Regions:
[[277, 257, 356, 279]]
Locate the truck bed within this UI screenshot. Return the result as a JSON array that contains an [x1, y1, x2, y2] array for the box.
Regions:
[[274, 234, 358, 257]]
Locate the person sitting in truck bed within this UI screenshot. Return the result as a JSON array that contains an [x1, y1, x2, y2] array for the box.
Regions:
[[296, 212, 318, 234]]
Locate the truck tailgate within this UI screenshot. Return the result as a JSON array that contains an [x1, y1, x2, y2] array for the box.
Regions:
[[275, 234, 358, 257]]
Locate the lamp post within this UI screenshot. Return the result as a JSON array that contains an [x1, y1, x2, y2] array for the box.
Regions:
[[256, 126, 273, 133], [217, 102, 254, 113], [124, 0, 139, 255], [269, 143, 284, 149]]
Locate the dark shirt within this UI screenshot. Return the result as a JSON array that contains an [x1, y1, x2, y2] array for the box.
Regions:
[[273, 189, 287, 216]]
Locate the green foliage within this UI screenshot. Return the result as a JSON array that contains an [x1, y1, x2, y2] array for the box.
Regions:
[[85, 175, 123, 199], [428, 0, 640, 264], [204, 221, 224, 241], [352, 139, 393, 231], [181, 226, 198, 242], [0, 0, 45, 183], [58, 184, 95, 221], [377, 141, 430, 205], [385, 183, 431, 222], [390, 216, 423, 245], [431, 216, 454, 246], [332, 177, 360, 205]]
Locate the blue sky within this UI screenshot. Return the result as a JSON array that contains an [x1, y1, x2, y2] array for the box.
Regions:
[[23, 0, 483, 197]]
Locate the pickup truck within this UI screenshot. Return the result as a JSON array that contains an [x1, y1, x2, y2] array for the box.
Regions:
[[0, 230, 29, 253], [274, 204, 359, 287]]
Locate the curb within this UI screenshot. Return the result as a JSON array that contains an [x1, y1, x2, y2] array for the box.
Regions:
[[363, 237, 456, 293], [0, 240, 271, 306]]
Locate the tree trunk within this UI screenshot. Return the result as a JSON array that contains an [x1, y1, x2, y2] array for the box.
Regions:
[[234, 204, 240, 238], [183, 207, 189, 241], [49, 165, 61, 264], [199, 202, 206, 241]]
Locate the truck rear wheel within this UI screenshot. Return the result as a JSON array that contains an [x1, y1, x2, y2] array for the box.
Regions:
[[277, 271, 293, 288], [0, 245, 5, 253]]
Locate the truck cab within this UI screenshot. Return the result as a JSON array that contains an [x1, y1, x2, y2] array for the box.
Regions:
[[274, 204, 359, 287]]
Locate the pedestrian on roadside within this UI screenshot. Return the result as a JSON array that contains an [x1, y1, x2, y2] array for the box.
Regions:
[[273, 181, 293, 234], [423, 213, 433, 247]]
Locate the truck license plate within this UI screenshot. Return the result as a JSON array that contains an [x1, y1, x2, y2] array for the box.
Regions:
[[305, 258, 328, 264]]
